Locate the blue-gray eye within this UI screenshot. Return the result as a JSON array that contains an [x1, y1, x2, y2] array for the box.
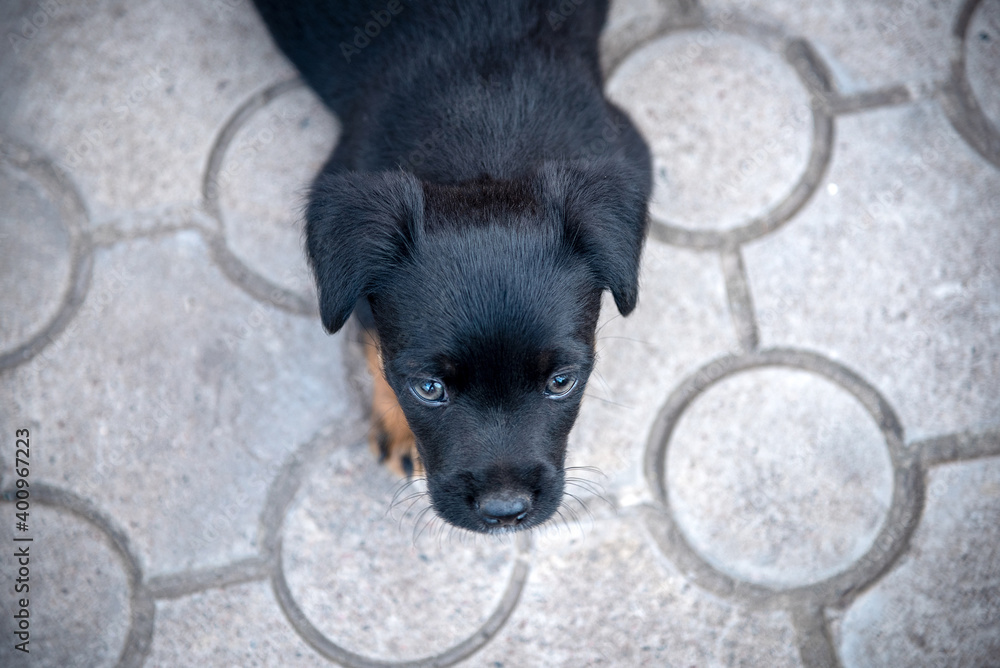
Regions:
[[411, 379, 447, 404], [545, 373, 577, 397]]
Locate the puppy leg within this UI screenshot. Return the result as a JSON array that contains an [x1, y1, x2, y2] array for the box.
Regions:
[[363, 331, 423, 478]]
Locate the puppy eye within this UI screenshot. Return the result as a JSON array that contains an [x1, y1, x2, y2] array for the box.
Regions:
[[411, 378, 447, 405], [545, 373, 577, 398]]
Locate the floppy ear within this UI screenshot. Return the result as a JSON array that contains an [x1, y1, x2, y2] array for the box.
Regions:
[[541, 159, 651, 315], [305, 170, 424, 333]]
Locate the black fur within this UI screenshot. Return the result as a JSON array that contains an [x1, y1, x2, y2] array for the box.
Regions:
[[254, 0, 652, 532]]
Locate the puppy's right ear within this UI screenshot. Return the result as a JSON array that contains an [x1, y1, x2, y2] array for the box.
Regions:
[[305, 171, 424, 333]]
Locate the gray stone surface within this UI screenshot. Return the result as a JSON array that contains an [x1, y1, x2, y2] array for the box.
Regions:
[[1, 0, 998, 666], [0, 161, 72, 351], [743, 102, 1000, 442], [148, 581, 326, 667], [967, 0, 1000, 129], [835, 457, 1000, 667], [0, 232, 355, 576], [599, 0, 676, 72], [606, 30, 813, 231], [281, 440, 521, 663], [0, 0, 296, 220], [0, 504, 131, 668], [571, 241, 737, 503], [217, 84, 338, 300], [666, 368, 893, 588], [701, 0, 961, 94], [473, 514, 803, 667]]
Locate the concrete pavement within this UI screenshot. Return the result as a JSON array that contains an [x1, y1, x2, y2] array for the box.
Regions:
[[1, 0, 998, 665]]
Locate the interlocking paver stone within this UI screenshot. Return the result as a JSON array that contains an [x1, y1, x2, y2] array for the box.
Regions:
[[835, 456, 1000, 667], [606, 30, 812, 231], [0, 0, 295, 218], [701, 0, 960, 94], [743, 102, 1000, 441], [0, 503, 131, 668], [281, 439, 520, 663], [0, 232, 354, 575], [599, 0, 675, 71], [666, 367, 893, 587], [967, 0, 1000, 129], [572, 242, 737, 500], [0, 161, 72, 352], [217, 85, 338, 301], [1, 0, 999, 665], [148, 580, 325, 667], [473, 514, 803, 667]]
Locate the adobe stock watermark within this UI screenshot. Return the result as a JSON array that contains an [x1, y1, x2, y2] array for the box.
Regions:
[[653, 5, 750, 76], [211, 0, 248, 20], [76, 394, 176, 500], [547, 0, 587, 31], [204, 106, 297, 203], [219, 268, 313, 351], [394, 73, 504, 171], [568, 113, 632, 162], [712, 101, 814, 200], [395, 81, 631, 171], [340, 0, 405, 63], [22, 264, 135, 385], [188, 468, 271, 549], [60, 65, 174, 171], [872, 0, 926, 38], [843, 125, 956, 240], [6, 0, 96, 57]]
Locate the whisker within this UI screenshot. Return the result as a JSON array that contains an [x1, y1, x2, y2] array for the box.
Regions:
[[595, 334, 651, 345], [388, 492, 421, 517], [398, 492, 430, 520], [565, 472, 606, 489], [560, 499, 582, 525], [557, 505, 585, 536], [436, 517, 451, 548], [582, 392, 631, 408], [564, 465, 608, 478], [590, 368, 615, 398], [562, 491, 595, 520], [411, 505, 437, 545], [552, 508, 571, 535], [565, 477, 607, 500], [595, 313, 623, 335], [387, 478, 422, 512]]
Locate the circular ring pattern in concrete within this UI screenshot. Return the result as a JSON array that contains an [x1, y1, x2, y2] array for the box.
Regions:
[[261, 426, 530, 668], [666, 366, 893, 588], [0, 483, 153, 668], [606, 30, 834, 250], [966, 0, 1000, 128], [202, 79, 337, 316], [214, 84, 338, 306], [0, 138, 92, 370], [943, 0, 1000, 168], [643, 349, 922, 610]]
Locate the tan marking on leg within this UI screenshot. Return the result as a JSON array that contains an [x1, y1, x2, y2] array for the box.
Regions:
[[364, 331, 423, 478]]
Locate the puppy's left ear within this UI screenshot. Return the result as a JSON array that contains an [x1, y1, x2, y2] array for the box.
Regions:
[[305, 170, 424, 333], [541, 159, 651, 315]]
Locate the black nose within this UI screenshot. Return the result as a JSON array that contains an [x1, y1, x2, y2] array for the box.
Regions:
[[476, 491, 532, 527]]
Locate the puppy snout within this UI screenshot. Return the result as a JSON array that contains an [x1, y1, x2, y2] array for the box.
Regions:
[[476, 491, 532, 527]]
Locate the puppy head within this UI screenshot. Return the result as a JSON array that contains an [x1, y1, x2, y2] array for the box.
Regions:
[[306, 161, 647, 532]]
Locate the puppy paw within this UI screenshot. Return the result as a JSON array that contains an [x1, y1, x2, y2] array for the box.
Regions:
[[369, 425, 422, 478]]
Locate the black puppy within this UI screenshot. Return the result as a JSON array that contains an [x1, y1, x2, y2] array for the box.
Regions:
[[253, 0, 651, 533]]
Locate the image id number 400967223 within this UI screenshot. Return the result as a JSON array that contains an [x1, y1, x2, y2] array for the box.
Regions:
[[11, 428, 31, 655]]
